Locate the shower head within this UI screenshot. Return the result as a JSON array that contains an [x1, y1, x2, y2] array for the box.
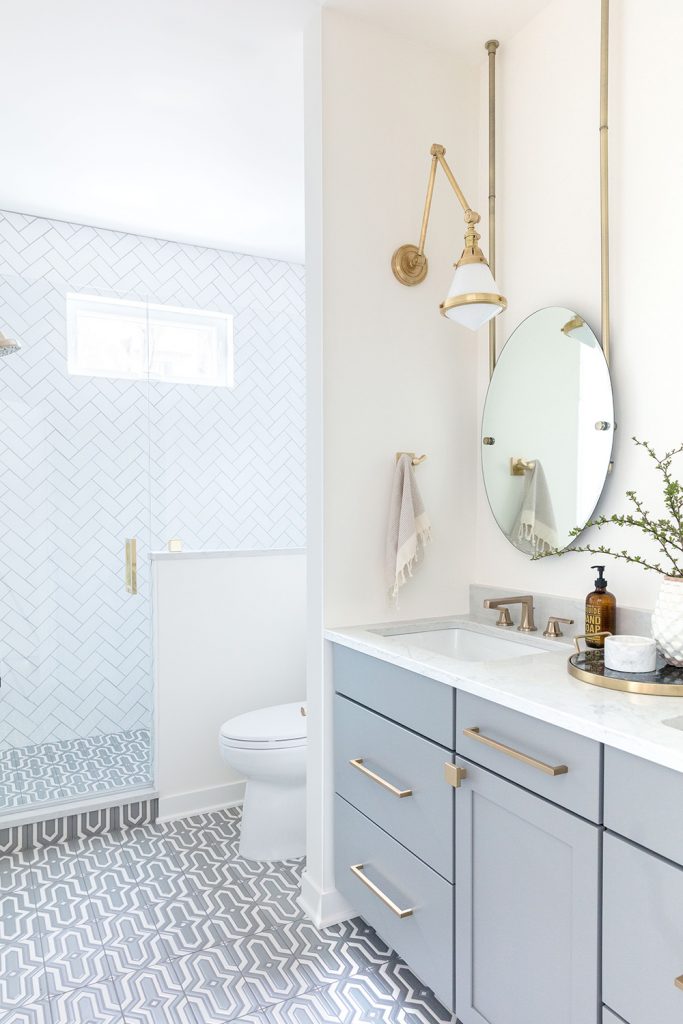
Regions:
[[0, 331, 20, 357]]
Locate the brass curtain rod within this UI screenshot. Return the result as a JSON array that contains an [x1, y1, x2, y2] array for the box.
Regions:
[[486, 40, 499, 380]]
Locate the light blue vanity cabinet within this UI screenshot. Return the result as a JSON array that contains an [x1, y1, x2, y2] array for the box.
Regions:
[[455, 757, 601, 1024], [602, 748, 683, 1024]]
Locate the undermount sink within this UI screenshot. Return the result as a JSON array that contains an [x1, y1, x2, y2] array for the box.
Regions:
[[374, 625, 545, 662]]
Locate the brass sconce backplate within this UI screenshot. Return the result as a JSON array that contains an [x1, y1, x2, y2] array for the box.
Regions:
[[391, 244, 428, 286]]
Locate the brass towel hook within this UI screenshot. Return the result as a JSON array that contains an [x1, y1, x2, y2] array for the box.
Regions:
[[395, 452, 427, 466]]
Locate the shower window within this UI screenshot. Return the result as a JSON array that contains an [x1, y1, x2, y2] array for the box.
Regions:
[[66, 293, 233, 387]]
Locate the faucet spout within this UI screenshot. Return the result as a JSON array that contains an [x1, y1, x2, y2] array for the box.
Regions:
[[483, 595, 537, 633]]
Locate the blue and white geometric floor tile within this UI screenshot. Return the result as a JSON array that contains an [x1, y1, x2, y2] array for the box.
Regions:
[[0, 808, 454, 1023], [0, 730, 152, 811]]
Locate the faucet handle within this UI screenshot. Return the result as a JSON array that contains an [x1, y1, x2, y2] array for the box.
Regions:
[[494, 606, 514, 628], [543, 616, 574, 638]]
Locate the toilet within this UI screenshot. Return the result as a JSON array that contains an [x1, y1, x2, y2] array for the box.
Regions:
[[219, 701, 307, 862]]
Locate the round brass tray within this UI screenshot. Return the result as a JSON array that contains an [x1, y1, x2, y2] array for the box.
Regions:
[[568, 650, 683, 696]]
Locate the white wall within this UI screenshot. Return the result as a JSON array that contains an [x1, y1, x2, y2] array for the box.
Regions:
[[155, 551, 306, 819], [474, 0, 683, 610], [303, 7, 480, 925]]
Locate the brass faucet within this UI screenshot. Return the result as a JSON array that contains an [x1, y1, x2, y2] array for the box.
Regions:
[[483, 595, 537, 633]]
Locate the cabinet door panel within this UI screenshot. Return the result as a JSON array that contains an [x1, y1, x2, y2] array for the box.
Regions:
[[456, 760, 600, 1024], [334, 794, 454, 1011], [332, 644, 456, 747], [335, 695, 454, 881], [603, 832, 683, 1024], [604, 746, 683, 866]]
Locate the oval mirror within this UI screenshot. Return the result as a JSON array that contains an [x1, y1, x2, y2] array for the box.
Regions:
[[481, 306, 614, 555]]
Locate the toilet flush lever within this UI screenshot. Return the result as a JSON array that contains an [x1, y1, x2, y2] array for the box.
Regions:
[[300, 706, 307, 717]]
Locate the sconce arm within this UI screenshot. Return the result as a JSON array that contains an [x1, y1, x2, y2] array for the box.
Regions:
[[415, 144, 479, 259]]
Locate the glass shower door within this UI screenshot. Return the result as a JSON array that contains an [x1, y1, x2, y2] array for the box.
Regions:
[[0, 273, 153, 814]]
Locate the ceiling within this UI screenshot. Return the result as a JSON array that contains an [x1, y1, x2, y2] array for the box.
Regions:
[[325, 0, 554, 59], [0, 0, 552, 264]]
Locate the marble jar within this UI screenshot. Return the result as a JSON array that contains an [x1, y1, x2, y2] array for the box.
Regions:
[[652, 575, 683, 667]]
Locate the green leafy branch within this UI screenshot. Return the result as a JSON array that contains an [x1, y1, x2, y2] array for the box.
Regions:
[[533, 438, 683, 577]]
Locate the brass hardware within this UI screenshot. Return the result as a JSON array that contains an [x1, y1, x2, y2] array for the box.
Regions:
[[482, 436, 495, 446], [600, 0, 611, 365], [300, 706, 307, 717], [167, 538, 183, 552], [463, 727, 569, 777], [595, 421, 611, 431], [439, 291, 507, 318], [484, 595, 537, 633], [486, 40, 499, 379], [395, 452, 427, 466], [349, 758, 413, 799], [391, 142, 507, 318], [444, 762, 468, 789], [561, 315, 585, 336], [349, 864, 414, 919], [573, 632, 613, 653], [510, 457, 536, 476], [494, 607, 514, 628], [675, 976, 683, 991], [124, 538, 137, 595], [543, 616, 574, 638]]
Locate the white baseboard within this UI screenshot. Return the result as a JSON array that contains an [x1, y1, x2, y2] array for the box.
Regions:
[[158, 781, 245, 823], [298, 868, 355, 928]]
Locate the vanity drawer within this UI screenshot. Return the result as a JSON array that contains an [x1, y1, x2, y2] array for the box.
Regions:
[[334, 694, 454, 881], [457, 691, 602, 821], [603, 832, 683, 1024], [604, 747, 683, 865], [332, 644, 456, 748], [334, 794, 454, 1011]]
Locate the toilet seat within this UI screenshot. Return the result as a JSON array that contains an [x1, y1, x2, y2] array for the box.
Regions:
[[220, 701, 307, 751]]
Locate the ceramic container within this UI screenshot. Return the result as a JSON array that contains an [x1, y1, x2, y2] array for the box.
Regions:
[[652, 576, 683, 667], [604, 635, 657, 674]]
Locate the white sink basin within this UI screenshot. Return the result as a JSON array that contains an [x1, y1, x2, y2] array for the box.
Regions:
[[375, 625, 544, 662]]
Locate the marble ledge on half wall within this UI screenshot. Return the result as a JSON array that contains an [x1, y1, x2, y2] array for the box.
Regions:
[[150, 547, 306, 561], [469, 583, 652, 638]]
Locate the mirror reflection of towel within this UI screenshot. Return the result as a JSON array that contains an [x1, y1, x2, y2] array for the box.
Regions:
[[509, 460, 558, 555]]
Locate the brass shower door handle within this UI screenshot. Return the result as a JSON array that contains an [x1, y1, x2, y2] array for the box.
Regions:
[[124, 538, 138, 595]]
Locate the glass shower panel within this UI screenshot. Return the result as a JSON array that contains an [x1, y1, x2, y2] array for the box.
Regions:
[[0, 272, 153, 813]]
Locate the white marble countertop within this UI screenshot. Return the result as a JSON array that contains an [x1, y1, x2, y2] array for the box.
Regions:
[[325, 616, 683, 774]]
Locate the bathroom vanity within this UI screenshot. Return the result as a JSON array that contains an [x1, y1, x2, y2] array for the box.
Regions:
[[327, 618, 683, 1024]]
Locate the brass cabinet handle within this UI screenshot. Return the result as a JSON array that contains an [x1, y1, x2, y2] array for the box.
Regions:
[[463, 727, 568, 777], [676, 976, 683, 991], [350, 864, 414, 918], [349, 758, 412, 798], [444, 762, 468, 789]]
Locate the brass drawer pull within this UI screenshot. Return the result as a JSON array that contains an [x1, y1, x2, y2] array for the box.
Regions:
[[349, 758, 412, 798], [350, 863, 414, 918], [676, 975, 683, 991], [463, 727, 569, 777]]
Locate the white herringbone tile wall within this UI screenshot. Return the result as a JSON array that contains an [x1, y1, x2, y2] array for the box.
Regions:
[[0, 210, 305, 755]]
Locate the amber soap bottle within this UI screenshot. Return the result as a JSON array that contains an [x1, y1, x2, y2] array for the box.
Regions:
[[585, 565, 616, 649]]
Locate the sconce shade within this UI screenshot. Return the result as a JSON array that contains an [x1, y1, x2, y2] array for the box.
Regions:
[[440, 261, 506, 330]]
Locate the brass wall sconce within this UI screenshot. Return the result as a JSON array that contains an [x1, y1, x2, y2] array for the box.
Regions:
[[391, 141, 506, 332], [391, 42, 505, 342]]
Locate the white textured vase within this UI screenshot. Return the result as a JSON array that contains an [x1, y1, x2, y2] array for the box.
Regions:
[[652, 576, 683, 667]]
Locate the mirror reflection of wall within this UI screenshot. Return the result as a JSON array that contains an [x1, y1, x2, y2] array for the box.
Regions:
[[482, 306, 614, 555]]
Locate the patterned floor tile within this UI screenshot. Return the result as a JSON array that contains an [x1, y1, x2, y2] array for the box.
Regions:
[[0, 809, 452, 1024], [0, 938, 49, 1009], [49, 979, 124, 1024], [113, 961, 197, 1023], [174, 945, 260, 1022]]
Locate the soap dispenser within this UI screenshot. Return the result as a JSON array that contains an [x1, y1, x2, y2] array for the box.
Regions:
[[585, 565, 616, 649]]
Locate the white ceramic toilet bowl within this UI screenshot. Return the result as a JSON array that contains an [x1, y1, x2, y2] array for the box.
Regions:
[[219, 702, 307, 862]]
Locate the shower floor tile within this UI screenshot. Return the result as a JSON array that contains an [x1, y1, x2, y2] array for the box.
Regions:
[[0, 808, 455, 1024], [0, 730, 152, 811]]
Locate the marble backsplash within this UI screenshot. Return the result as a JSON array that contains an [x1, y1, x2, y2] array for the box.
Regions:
[[470, 584, 652, 640]]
